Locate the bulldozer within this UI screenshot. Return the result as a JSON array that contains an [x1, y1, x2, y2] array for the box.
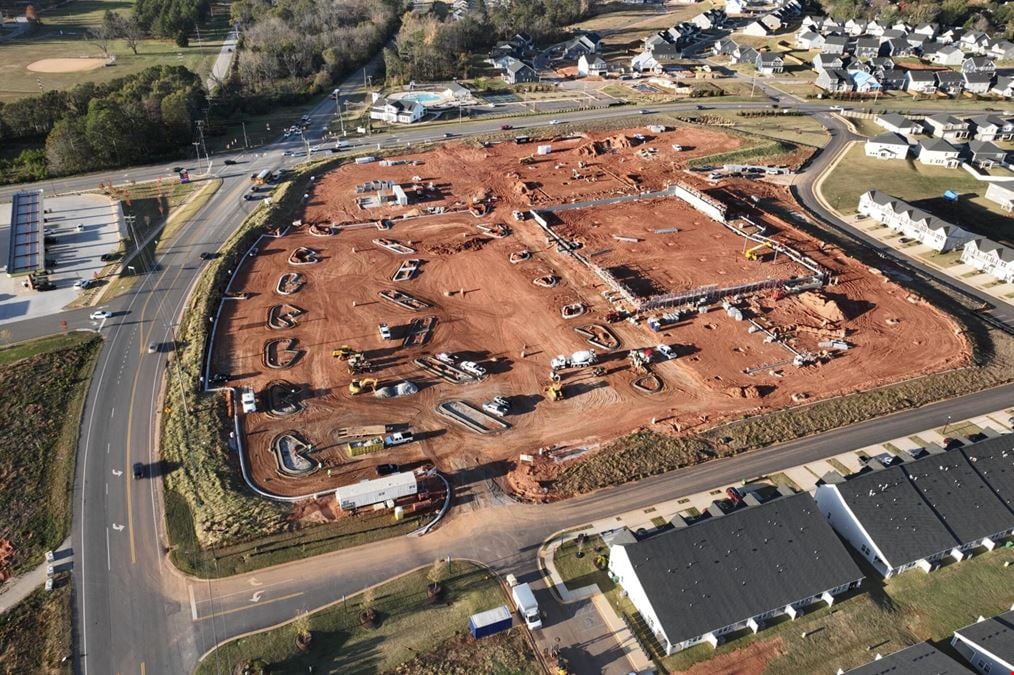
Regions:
[[544, 382, 564, 401], [348, 378, 378, 395], [332, 345, 358, 360], [628, 349, 650, 375]]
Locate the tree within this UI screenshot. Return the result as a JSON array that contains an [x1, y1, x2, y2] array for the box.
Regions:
[[121, 15, 145, 55], [45, 118, 92, 175], [87, 23, 117, 59]]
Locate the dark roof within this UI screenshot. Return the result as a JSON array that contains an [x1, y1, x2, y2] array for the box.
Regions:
[[7, 190, 45, 276], [832, 438, 1014, 567], [868, 132, 909, 147], [961, 434, 1014, 508], [616, 493, 863, 645], [955, 609, 1014, 665], [843, 642, 971, 674]]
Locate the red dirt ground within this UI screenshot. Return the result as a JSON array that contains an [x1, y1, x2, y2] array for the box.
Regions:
[[211, 126, 968, 499]]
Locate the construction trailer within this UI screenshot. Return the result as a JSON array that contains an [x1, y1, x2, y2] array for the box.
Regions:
[[469, 606, 513, 639], [335, 471, 418, 510]]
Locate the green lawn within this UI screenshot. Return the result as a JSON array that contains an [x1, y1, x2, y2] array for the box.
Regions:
[[703, 111, 828, 147], [553, 535, 614, 593], [820, 143, 1014, 244], [0, 1, 229, 102], [659, 547, 1014, 673], [195, 562, 508, 675], [0, 332, 101, 575]]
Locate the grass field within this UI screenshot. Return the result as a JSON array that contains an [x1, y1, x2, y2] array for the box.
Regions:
[[195, 562, 509, 675], [553, 535, 613, 593], [0, 0, 229, 102], [0, 585, 73, 672], [569, 2, 713, 59], [703, 111, 829, 147], [0, 331, 100, 575], [820, 142, 1014, 243]]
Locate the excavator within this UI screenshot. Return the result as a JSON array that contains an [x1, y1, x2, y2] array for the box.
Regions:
[[744, 242, 772, 261], [544, 382, 564, 401], [332, 345, 357, 360], [347, 353, 373, 375], [628, 349, 650, 375], [348, 378, 378, 395]]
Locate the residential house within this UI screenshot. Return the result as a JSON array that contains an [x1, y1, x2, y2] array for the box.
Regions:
[[712, 38, 739, 57], [935, 69, 965, 95], [866, 20, 885, 37], [813, 53, 847, 71], [561, 32, 602, 59], [858, 190, 972, 251], [844, 643, 970, 675], [369, 95, 424, 124], [968, 114, 1014, 141], [931, 45, 964, 65], [730, 46, 760, 66], [577, 54, 609, 77], [951, 608, 1014, 675], [644, 33, 683, 61], [876, 113, 920, 135], [843, 19, 867, 36], [725, 0, 746, 16], [963, 71, 995, 95], [985, 182, 1014, 212], [920, 40, 945, 60], [819, 18, 842, 35], [868, 56, 895, 70], [913, 22, 938, 39], [904, 69, 938, 94], [937, 27, 962, 44], [864, 132, 910, 160], [924, 113, 970, 140], [759, 13, 783, 33], [815, 434, 1014, 577], [905, 33, 928, 51], [855, 37, 882, 58], [755, 52, 784, 76], [609, 492, 864, 655], [988, 39, 1014, 61], [918, 138, 962, 167], [880, 69, 908, 90], [795, 30, 824, 50], [850, 70, 882, 93], [960, 31, 990, 54], [991, 75, 1014, 99], [816, 68, 853, 93], [962, 237, 1014, 282], [962, 56, 996, 73], [822, 35, 848, 55], [743, 20, 773, 37], [692, 9, 727, 30], [883, 38, 913, 57], [890, 21, 911, 34], [881, 29, 907, 42], [967, 140, 1007, 168], [503, 60, 539, 84], [630, 51, 661, 73]]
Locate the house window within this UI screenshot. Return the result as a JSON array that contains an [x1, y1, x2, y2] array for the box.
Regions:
[[860, 543, 870, 555]]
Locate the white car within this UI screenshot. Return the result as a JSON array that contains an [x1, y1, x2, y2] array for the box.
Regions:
[[309, 145, 320, 153], [89, 310, 111, 320], [548, 119, 561, 125], [73, 279, 91, 290], [656, 344, 676, 360]]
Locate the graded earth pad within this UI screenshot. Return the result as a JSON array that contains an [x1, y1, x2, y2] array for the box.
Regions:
[[212, 127, 968, 499]]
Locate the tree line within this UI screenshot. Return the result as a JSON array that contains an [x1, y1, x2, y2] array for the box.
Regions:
[[0, 66, 206, 182], [384, 0, 590, 85]]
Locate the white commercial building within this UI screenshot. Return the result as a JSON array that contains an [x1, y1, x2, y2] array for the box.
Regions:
[[335, 472, 418, 510]]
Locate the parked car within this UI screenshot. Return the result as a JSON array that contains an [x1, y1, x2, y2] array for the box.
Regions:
[[147, 343, 158, 353], [224, 159, 237, 165], [500, 124, 513, 130], [199, 252, 218, 260], [100, 252, 121, 261], [967, 432, 988, 443], [89, 310, 111, 320], [548, 119, 561, 125], [73, 279, 91, 290], [942, 437, 964, 450]]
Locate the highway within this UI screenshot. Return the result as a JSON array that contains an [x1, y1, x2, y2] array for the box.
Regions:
[[0, 69, 1012, 674]]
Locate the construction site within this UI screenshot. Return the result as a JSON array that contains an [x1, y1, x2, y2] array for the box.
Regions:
[[210, 124, 968, 502]]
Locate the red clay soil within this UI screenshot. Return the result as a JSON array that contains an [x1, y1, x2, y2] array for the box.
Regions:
[[676, 637, 783, 675], [211, 127, 968, 499]]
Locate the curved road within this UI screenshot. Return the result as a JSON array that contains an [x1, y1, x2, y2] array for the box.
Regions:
[[1, 83, 1011, 674]]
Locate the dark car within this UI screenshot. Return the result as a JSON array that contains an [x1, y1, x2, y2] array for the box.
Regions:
[[967, 432, 988, 443], [172, 166, 185, 173], [199, 252, 218, 260], [224, 159, 237, 165], [375, 463, 399, 476], [942, 437, 965, 451], [132, 462, 145, 479], [100, 252, 121, 262], [725, 486, 744, 506], [500, 124, 513, 130]]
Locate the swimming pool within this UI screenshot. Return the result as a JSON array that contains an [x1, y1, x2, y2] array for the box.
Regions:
[[390, 90, 449, 106]]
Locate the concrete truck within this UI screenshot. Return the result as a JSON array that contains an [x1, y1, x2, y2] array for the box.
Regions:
[[506, 575, 542, 630]]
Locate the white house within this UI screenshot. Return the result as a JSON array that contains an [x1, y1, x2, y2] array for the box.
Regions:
[[963, 71, 995, 95], [969, 114, 1014, 141], [844, 643, 970, 675], [725, 0, 746, 16], [368, 94, 425, 124], [755, 52, 784, 75], [577, 54, 609, 76], [904, 69, 938, 94], [795, 30, 824, 50], [951, 608, 1014, 675], [985, 182, 1014, 212], [814, 435, 1014, 578], [961, 238, 1014, 282], [875, 113, 920, 136], [858, 190, 973, 251], [609, 492, 863, 655], [991, 75, 1014, 99], [931, 45, 964, 65], [967, 139, 1007, 168], [924, 114, 970, 141], [918, 138, 961, 167], [864, 132, 909, 160]]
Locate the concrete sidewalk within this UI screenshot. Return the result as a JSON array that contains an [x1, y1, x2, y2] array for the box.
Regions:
[[0, 537, 71, 614]]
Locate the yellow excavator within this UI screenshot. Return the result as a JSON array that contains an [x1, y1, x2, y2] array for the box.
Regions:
[[348, 378, 378, 395], [332, 345, 357, 360], [544, 382, 564, 401], [744, 242, 772, 261]]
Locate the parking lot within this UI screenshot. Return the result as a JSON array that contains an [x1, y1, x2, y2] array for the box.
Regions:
[[0, 193, 123, 325]]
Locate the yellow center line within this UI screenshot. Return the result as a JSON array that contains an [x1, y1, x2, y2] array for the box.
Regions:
[[140, 662, 146, 675], [193, 591, 305, 622]]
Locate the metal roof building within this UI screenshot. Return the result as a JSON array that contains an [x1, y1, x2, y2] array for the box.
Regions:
[[6, 189, 45, 277], [608, 492, 864, 654], [815, 435, 1014, 577], [334, 471, 417, 510]]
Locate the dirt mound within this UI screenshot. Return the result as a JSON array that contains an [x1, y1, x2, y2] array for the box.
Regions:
[[428, 236, 490, 255], [727, 384, 765, 399], [794, 291, 846, 324], [576, 134, 634, 157]]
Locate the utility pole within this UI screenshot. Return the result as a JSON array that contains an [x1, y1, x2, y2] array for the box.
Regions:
[[242, 121, 249, 149], [196, 120, 210, 173]]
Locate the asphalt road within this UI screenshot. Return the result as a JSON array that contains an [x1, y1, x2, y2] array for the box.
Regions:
[[1, 72, 1012, 675]]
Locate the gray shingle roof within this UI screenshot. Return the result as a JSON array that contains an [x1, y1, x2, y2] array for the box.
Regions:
[[843, 642, 971, 674], [920, 138, 959, 153], [616, 493, 863, 646], [955, 609, 1014, 666], [834, 436, 1014, 567], [869, 132, 909, 147]]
